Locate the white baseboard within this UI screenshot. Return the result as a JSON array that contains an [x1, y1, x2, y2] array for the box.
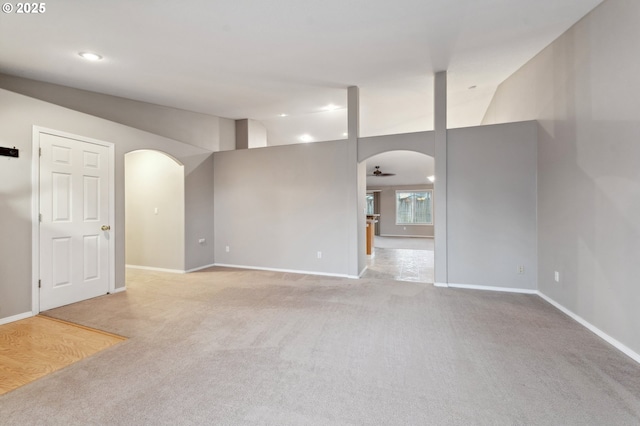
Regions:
[[185, 263, 217, 273], [446, 282, 538, 294], [126, 264, 185, 274], [380, 234, 434, 238], [538, 292, 640, 365], [0, 311, 33, 326], [358, 266, 368, 278], [110, 286, 127, 294], [126, 263, 218, 274], [430, 283, 639, 365], [214, 263, 352, 279]]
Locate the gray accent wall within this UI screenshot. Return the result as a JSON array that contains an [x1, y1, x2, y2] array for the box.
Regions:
[[125, 150, 185, 271], [357, 161, 367, 276], [0, 73, 235, 152], [0, 88, 214, 320], [214, 141, 352, 276], [184, 153, 216, 271], [447, 122, 538, 290], [482, 0, 640, 356]]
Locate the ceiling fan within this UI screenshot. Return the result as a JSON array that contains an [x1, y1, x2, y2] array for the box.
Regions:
[[369, 166, 396, 177]]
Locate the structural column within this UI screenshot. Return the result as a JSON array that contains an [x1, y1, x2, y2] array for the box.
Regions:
[[347, 86, 366, 277], [434, 71, 448, 286]]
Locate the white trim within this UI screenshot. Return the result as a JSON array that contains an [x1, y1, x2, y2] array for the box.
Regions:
[[126, 264, 186, 274], [0, 311, 33, 326], [32, 127, 116, 314], [31, 128, 41, 315], [395, 189, 433, 226], [107, 137, 116, 294], [447, 282, 538, 294], [538, 292, 640, 365], [214, 263, 353, 279], [125, 263, 218, 274], [434, 282, 449, 288], [358, 265, 368, 278], [380, 234, 434, 238], [110, 286, 127, 294], [185, 263, 217, 273]]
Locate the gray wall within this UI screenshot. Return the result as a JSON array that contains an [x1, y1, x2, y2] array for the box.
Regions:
[[125, 150, 185, 271], [214, 140, 352, 276], [483, 0, 640, 355], [0, 73, 235, 152], [184, 153, 216, 271], [367, 185, 434, 237], [0, 88, 214, 321], [447, 122, 538, 290], [358, 131, 434, 162], [235, 119, 268, 150], [357, 161, 367, 276]]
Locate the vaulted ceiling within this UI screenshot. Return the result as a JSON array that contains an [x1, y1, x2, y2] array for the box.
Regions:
[[366, 151, 435, 188], [0, 0, 603, 145]]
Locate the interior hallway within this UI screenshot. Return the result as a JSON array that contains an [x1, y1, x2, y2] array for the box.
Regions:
[[363, 236, 434, 283]]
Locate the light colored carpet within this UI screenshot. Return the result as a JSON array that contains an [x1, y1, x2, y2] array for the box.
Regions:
[[2, 267, 640, 425]]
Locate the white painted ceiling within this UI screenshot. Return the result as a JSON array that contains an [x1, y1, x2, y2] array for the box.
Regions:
[[0, 0, 602, 145], [366, 151, 434, 188]]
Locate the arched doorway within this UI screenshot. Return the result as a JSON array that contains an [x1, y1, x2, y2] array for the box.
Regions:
[[124, 150, 185, 273], [360, 150, 435, 283]]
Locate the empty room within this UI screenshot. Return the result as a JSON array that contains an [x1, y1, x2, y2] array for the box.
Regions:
[[1, 0, 639, 424]]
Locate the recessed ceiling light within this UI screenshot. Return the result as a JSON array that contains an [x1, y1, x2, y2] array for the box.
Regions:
[[79, 52, 103, 61], [427, 175, 435, 182], [468, 85, 477, 90], [322, 104, 340, 111], [279, 113, 288, 117], [299, 134, 313, 143]]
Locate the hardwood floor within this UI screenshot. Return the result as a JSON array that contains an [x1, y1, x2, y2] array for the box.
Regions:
[[0, 315, 125, 395]]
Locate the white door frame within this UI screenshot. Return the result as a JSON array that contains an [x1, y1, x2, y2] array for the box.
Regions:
[[31, 126, 116, 314]]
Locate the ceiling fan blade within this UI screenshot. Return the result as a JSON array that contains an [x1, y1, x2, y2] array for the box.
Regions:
[[369, 165, 394, 176]]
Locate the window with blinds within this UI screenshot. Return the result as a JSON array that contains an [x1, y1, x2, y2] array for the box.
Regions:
[[395, 190, 433, 225]]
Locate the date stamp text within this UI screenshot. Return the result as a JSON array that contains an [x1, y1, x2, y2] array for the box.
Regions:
[[2, 3, 46, 13]]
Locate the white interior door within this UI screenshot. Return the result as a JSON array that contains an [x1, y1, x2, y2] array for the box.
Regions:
[[39, 132, 112, 311]]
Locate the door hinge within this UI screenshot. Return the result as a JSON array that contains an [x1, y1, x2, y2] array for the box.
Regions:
[[39, 147, 42, 156], [39, 213, 42, 222], [38, 279, 41, 288]]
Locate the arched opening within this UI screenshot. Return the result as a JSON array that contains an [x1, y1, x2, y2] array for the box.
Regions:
[[361, 150, 434, 283], [124, 149, 185, 273]]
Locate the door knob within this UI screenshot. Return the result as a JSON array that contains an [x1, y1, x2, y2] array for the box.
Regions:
[[101, 225, 111, 231]]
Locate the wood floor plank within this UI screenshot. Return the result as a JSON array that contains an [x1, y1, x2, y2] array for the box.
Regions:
[[0, 315, 125, 395]]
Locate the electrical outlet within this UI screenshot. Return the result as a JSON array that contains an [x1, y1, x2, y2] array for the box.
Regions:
[[225, 246, 230, 253], [317, 251, 322, 259], [554, 271, 560, 282], [154, 207, 159, 215], [517, 265, 525, 274]]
